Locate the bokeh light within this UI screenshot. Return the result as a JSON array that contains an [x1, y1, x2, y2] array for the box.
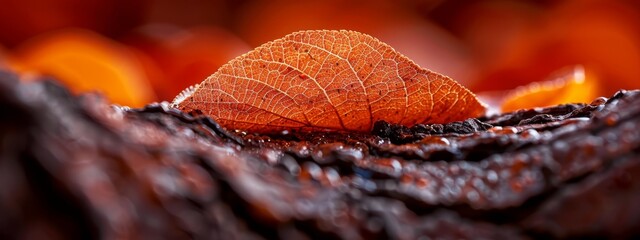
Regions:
[[0, 0, 638, 108]]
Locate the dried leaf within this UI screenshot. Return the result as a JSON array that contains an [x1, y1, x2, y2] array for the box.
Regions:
[[501, 66, 598, 112], [173, 30, 486, 133]]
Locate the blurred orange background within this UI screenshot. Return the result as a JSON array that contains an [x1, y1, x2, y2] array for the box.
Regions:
[[0, 0, 638, 109]]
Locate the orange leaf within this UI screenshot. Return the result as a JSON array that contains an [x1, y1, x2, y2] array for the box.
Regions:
[[9, 29, 156, 107], [501, 66, 599, 112], [173, 30, 486, 133]]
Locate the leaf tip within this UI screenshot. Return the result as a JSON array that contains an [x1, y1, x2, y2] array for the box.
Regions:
[[171, 83, 199, 108]]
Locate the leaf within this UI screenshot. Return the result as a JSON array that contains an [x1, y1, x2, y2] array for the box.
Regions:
[[10, 30, 156, 107], [173, 30, 486, 133], [501, 66, 598, 112]]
